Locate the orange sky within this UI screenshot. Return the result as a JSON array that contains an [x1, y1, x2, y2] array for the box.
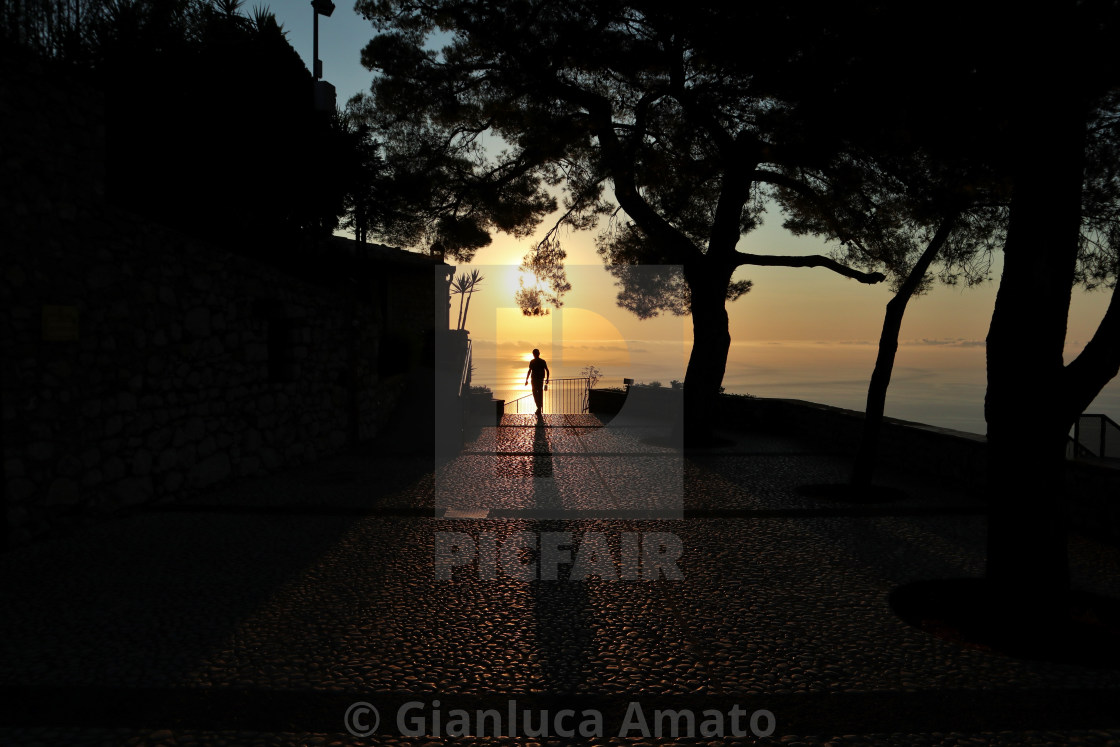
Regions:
[[445, 205, 1120, 432], [458, 209, 1114, 355]]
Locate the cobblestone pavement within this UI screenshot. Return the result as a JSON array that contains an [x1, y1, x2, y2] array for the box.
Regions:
[[2, 414, 1119, 745]]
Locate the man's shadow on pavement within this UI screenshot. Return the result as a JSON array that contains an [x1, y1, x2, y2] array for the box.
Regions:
[[529, 414, 595, 693]]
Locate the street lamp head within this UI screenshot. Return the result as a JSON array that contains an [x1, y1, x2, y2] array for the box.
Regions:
[[311, 0, 335, 17]]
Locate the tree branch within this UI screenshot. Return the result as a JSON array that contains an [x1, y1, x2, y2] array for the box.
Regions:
[[752, 167, 872, 256], [534, 188, 600, 250], [1062, 281, 1120, 422], [576, 91, 702, 265], [891, 212, 959, 300], [665, 33, 737, 156], [706, 133, 760, 259], [732, 251, 887, 283]]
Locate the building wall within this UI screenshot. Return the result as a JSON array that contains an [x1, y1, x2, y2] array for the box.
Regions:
[[1, 65, 436, 545]]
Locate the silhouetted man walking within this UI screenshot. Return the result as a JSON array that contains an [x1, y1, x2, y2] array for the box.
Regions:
[[524, 348, 550, 415]]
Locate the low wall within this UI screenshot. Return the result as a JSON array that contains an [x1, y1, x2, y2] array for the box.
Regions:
[[720, 396, 1120, 541], [716, 396, 988, 488], [591, 388, 988, 487], [588, 388, 628, 416], [589, 389, 987, 486], [592, 390, 1119, 539]]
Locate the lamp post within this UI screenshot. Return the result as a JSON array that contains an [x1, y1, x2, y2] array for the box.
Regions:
[[311, 0, 336, 111], [311, 0, 335, 80]]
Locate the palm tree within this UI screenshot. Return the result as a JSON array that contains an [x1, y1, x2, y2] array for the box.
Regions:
[[250, 5, 284, 35], [214, 0, 244, 18], [460, 269, 483, 330], [450, 272, 471, 329], [449, 270, 484, 330]]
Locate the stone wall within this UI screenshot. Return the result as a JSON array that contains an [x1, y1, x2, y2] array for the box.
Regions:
[[716, 395, 1120, 542], [717, 396, 988, 487], [1, 65, 439, 545]]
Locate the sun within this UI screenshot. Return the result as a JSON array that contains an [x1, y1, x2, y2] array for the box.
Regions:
[[505, 268, 541, 299]]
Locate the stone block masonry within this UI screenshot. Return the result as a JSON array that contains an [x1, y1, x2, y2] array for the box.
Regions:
[[1, 66, 438, 545]]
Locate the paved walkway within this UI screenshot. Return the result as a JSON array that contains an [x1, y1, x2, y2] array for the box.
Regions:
[[2, 415, 1120, 745]]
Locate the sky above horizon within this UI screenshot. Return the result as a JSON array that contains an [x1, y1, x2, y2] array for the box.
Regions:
[[265, 0, 1112, 345], [270, 0, 1120, 429], [268, 0, 381, 107]]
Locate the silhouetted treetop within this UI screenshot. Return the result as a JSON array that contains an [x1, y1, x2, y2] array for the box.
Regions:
[[358, 0, 899, 441], [356, 1, 901, 270], [4, 0, 359, 246]]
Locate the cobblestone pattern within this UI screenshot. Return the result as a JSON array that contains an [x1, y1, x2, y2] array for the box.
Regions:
[[2, 424, 1120, 744]]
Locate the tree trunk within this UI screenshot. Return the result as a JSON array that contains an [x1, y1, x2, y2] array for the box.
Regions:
[[851, 297, 906, 486], [852, 218, 955, 486], [462, 290, 474, 332], [681, 264, 733, 446], [984, 99, 1085, 630]]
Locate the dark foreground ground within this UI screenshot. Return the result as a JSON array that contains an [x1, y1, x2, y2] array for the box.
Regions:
[[1, 414, 1119, 745]]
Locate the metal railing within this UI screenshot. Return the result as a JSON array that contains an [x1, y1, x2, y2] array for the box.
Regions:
[[1071, 413, 1120, 460], [503, 377, 590, 415], [1066, 435, 1094, 460], [458, 339, 472, 398]]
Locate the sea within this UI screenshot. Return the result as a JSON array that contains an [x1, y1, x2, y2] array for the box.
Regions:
[[472, 339, 1120, 436]]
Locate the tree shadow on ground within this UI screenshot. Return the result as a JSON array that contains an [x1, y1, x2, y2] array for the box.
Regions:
[[890, 578, 1120, 668]]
